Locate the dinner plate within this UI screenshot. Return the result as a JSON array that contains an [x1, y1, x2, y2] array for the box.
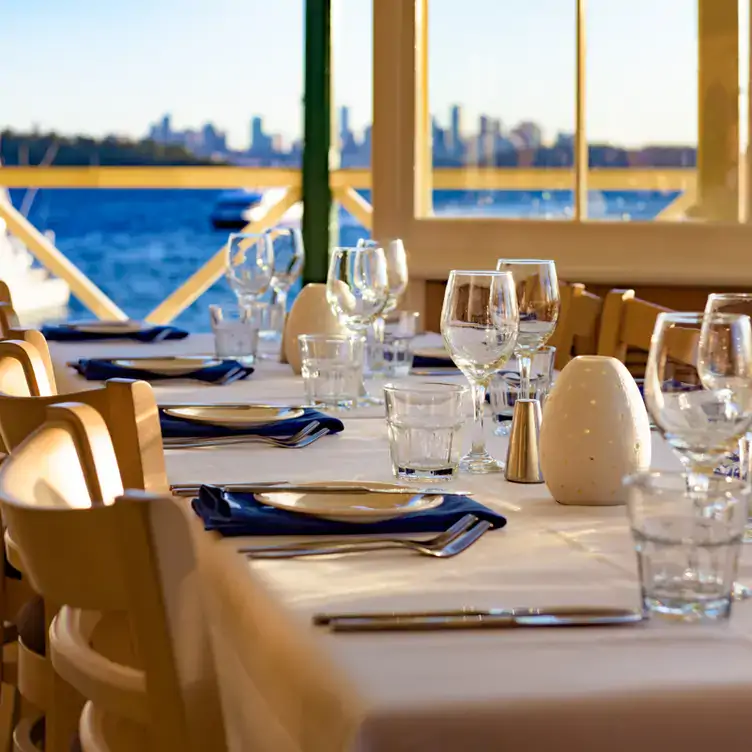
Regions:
[[68, 320, 145, 334], [256, 481, 445, 523], [111, 356, 221, 375], [163, 405, 305, 427]]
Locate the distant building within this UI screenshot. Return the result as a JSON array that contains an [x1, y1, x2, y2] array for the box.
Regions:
[[450, 104, 463, 160], [512, 121, 543, 150]]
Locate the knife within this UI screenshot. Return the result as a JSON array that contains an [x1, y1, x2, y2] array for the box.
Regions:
[[170, 483, 473, 497], [324, 608, 643, 632], [313, 605, 638, 626]]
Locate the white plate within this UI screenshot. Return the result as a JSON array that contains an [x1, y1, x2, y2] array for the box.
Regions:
[[112, 356, 221, 375], [163, 405, 304, 427], [256, 481, 445, 523], [68, 320, 145, 334]]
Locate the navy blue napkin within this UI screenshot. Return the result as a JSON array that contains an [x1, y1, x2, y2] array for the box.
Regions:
[[43, 324, 188, 343], [412, 353, 457, 369], [72, 358, 253, 383], [192, 484, 506, 537], [159, 407, 343, 439]]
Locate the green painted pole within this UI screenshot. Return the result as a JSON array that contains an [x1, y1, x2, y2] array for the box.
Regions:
[[302, 0, 334, 283]]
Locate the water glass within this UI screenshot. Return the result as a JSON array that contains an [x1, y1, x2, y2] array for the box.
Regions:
[[382, 336, 415, 377], [489, 346, 556, 435], [384, 382, 467, 482], [209, 305, 259, 363], [624, 471, 749, 622], [298, 334, 365, 409]]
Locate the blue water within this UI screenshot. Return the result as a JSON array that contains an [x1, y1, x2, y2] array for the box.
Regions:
[[7, 188, 678, 331]]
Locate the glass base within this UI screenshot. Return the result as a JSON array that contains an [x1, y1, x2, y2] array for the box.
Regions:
[[643, 594, 731, 622], [393, 465, 458, 483], [357, 394, 385, 407], [460, 451, 504, 474], [493, 420, 512, 437]]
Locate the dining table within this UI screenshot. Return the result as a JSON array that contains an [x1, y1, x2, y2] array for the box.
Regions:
[[47, 332, 752, 752]]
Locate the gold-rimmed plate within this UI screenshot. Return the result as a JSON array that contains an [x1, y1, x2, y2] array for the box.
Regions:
[[256, 481, 445, 523], [112, 356, 221, 375], [68, 320, 145, 334], [163, 405, 304, 428]]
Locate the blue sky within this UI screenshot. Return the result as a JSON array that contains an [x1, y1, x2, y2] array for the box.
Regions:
[[0, 0, 722, 148]]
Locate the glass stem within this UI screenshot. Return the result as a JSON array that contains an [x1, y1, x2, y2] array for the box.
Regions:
[[740, 434, 752, 484], [272, 288, 288, 310], [518, 354, 533, 400], [470, 381, 488, 457], [373, 316, 386, 345]]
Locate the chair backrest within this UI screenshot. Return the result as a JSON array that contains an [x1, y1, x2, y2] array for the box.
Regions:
[[0, 337, 167, 492], [0, 302, 19, 337], [548, 282, 603, 370], [0, 403, 226, 751], [0, 281, 11, 307], [597, 289, 697, 367], [5, 327, 57, 391]]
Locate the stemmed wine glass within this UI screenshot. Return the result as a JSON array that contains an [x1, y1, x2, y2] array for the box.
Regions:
[[705, 293, 752, 481], [495, 259, 559, 399], [441, 270, 519, 473], [326, 246, 390, 404], [225, 232, 275, 310], [645, 311, 752, 489]]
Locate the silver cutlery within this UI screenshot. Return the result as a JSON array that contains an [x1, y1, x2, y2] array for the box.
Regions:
[[163, 422, 323, 450], [238, 514, 477, 555], [313, 605, 639, 626], [244, 517, 491, 559], [170, 481, 473, 497], [323, 608, 643, 632]]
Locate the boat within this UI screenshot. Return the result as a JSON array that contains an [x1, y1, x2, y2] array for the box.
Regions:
[[0, 188, 70, 324], [210, 188, 302, 230]]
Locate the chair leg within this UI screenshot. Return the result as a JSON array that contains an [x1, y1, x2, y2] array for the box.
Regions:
[[45, 672, 83, 752], [0, 684, 20, 752]]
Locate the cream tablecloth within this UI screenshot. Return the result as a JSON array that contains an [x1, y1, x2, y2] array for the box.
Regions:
[[48, 335, 752, 752]]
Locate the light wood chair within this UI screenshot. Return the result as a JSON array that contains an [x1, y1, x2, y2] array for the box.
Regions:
[[0, 338, 168, 751], [2, 329, 57, 394], [548, 283, 603, 370], [0, 403, 225, 752], [0, 308, 19, 340], [596, 289, 697, 372]]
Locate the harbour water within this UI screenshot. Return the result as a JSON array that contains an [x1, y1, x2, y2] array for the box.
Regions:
[[7, 188, 678, 331]]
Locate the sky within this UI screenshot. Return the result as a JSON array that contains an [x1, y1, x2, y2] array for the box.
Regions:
[[0, 0, 733, 149]]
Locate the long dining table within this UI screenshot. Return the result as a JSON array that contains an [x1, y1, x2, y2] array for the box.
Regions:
[[48, 334, 752, 752]]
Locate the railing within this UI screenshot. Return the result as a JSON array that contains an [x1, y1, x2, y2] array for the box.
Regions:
[[0, 166, 695, 323]]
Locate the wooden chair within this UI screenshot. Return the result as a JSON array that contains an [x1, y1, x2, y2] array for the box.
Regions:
[[0, 284, 11, 308], [596, 289, 697, 372], [0, 339, 167, 751], [0, 403, 225, 752], [0, 308, 19, 340], [548, 283, 603, 370], [2, 329, 57, 394]]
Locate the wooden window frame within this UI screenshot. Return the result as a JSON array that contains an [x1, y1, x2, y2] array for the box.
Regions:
[[372, 0, 752, 288]]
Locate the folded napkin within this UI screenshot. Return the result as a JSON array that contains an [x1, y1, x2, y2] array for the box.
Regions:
[[192, 484, 506, 537], [42, 324, 188, 342], [72, 358, 253, 384], [412, 353, 456, 369], [159, 407, 344, 439]]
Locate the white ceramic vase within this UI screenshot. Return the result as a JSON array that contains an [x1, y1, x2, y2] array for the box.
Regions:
[[539, 355, 651, 506], [282, 283, 347, 373]]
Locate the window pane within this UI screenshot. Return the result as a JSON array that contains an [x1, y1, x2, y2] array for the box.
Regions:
[[586, 0, 699, 221], [428, 0, 576, 219], [0, 0, 304, 329]]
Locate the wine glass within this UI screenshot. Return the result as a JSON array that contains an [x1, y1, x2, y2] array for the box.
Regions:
[[495, 259, 559, 399], [441, 270, 519, 473], [705, 293, 752, 481], [326, 246, 390, 404], [645, 311, 752, 488], [225, 232, 274, 308]]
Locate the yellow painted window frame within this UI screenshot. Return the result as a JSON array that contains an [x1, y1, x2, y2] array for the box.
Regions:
[[371, 0, 752, 287]]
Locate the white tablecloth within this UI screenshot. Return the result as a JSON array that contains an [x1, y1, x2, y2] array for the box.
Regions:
[[48, 334, 752, 752]]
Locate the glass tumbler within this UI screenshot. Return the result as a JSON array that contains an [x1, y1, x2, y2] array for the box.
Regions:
[[384, 382, 468, 482], [298, 334, 365, 409], [209, 305, 259, 364], [624, 471, 749, 622]]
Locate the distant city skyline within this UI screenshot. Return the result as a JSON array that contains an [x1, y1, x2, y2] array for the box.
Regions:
[[2, 0, 737, 148]]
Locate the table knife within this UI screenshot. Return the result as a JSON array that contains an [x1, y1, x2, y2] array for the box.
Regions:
[[313, 605, 638, 626], [324, 609, 643, 632]]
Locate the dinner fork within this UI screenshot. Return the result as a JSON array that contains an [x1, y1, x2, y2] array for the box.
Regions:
[[163, 421, 324, 449], [242, 515, 487, 559]]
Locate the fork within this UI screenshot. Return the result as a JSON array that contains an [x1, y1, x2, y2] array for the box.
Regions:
[[163, 421, 324, 449], [241, 514, 480, 558]]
